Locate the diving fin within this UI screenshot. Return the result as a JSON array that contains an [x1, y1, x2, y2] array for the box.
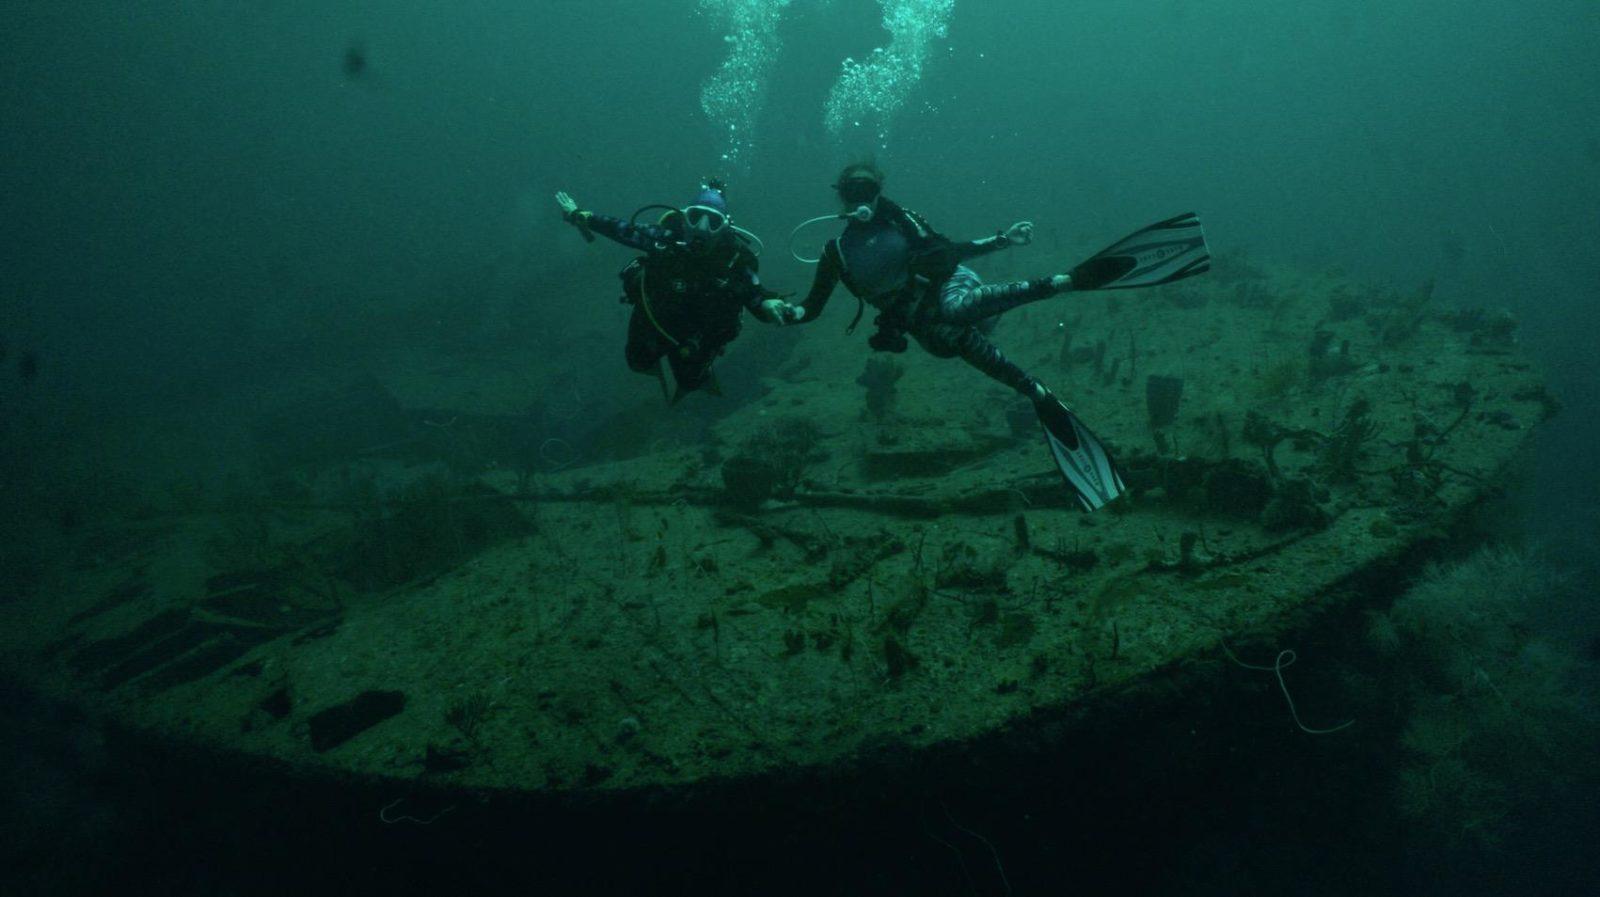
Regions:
[[1070, 212, 1211, 291], [1036, 398, 1126, 511], [656, 355, 678, 404], [660, 358, 722, 405], [669, 372, 721, 405]]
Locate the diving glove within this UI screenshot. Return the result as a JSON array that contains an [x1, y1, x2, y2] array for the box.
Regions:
[[1003, 220, 1035, 246], [758, 298, 805, 324], [554, 190, 580, 219], [555, 190, 594, 242], [555, 191, 592, 224]]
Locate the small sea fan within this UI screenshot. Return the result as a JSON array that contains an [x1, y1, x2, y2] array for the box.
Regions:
[[1363, 610, 1401, 656]]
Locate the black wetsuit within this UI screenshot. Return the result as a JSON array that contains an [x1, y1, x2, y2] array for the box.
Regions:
[[793, 199, 1060, 397], [588, 214, 767, 393]]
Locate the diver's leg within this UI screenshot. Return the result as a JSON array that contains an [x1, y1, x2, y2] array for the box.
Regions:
[[951, 328, 1047, 399], [676, 313, 741, 393], [913, 321, 1044, 400], [667, 352, 706, 392], [625, 309, 665, 374], [936, 265, 1062, 327]]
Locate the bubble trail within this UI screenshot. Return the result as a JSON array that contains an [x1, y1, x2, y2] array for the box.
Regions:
[[699, 0, 794, 169], [823, 0, 955, 148]]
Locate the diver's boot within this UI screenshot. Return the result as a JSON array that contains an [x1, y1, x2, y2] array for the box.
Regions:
[[1024, 378, 1053, 406]]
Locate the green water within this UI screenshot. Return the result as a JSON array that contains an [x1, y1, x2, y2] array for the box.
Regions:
[[3, 2, 1598, 894]]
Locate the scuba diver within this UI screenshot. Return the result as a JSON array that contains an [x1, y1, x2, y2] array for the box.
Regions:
[[555, 179, 791, 402], [775, 162, 1211, 510]]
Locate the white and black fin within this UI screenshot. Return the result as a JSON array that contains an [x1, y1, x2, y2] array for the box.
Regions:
[[1070, 212, 1211, 291], [1037, 398, 1127, 511]]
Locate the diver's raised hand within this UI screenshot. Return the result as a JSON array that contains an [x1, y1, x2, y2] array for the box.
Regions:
[[556, 191, 595, 242], [555, 191, 588, 223], [1003, 221, 1035, 246]]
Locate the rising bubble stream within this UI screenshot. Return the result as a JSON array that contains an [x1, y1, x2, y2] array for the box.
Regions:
[[698, 0, 793, 170], [823, 0, 955, 148]]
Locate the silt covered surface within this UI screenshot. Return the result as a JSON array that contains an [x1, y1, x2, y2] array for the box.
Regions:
[[0, 258, 1555, 798]]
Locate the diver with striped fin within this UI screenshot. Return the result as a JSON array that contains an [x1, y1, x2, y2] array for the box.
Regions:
[[778, 163, 1210, 510], [556, 180, 792, 402]]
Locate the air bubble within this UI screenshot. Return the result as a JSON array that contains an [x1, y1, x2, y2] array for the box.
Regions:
[[698, 0, 795, 170], [822, 0, 955, 146]]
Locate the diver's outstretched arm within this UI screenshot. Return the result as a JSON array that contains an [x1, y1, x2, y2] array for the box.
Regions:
[[950, 220, 1036, 262], [553, 191, 671, 250], [584, 214, 677, 250], [732, 266, 796, 326], [784, 243, 842, 325]]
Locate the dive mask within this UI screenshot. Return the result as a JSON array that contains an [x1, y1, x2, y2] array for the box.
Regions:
[[683, 204, 730, 237], [835, 176, 882, 206]]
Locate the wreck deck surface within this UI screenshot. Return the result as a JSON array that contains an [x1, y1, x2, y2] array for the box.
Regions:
[[2, 261, 1553, 794]]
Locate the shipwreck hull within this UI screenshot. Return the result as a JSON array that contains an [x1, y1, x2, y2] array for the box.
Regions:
[[2, 261, 1554, 798]]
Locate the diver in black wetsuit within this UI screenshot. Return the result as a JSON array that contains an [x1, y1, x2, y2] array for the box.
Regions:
[[778, 162, 1070, 404], [556, 180, 790, 400]]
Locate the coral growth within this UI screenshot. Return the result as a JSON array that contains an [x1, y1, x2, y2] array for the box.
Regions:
[[720, 417, 827, 505], [934, 539, 1010, 590], [1319, 397, 1378, 482], [1256, 358, 1302, 401], [1370, 547, 1599, 846], [1370, 280, 1434, 347], [856, 357, 904, 421]]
